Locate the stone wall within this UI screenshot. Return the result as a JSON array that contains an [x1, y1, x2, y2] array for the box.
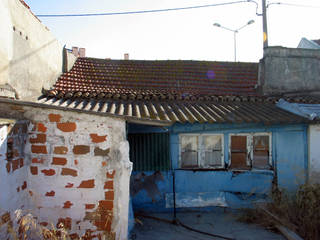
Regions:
[[0, 102, 132, 240]]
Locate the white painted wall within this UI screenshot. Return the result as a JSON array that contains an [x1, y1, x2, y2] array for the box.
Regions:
[[309, 124, 320, 183], [0, 0, 76, 101]]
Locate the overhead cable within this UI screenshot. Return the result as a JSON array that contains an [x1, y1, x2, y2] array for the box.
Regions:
[[36, 0, 253, 18]]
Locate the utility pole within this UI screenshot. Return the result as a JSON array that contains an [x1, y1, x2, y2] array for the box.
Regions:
[[262, 0, 268, 48]]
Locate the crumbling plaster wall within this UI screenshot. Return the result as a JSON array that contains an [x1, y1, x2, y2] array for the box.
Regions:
[[0, 121, 30, 238], [0, 0, 76, 101], [0, 102, 132, 240], [259, 47, 320, 95], [309, 124, 320, 184]]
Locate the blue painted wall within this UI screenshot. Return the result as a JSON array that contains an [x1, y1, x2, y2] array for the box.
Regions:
[[129, 123, 308, 212]]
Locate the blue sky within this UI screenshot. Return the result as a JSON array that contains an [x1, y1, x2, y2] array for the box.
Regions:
[[25, 0, 320, 62]]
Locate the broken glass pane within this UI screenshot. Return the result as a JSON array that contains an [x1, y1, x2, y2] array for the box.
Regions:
[[181, 152, 198, 168], [181, 135, 198, 152], [181, 135, 198, 168], [203, 135, 222, 150], [253, 135, 270, 169], [203, 151, 222, 167]]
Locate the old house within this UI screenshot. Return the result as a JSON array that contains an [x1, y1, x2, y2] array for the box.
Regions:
[[0, 0, 132, 239], [0, 1, 318, 239], [39, 57, 311, 215]]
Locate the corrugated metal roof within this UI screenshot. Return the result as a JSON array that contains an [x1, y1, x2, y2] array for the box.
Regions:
[[38, 96, 308, 125], [38, 57, 314, 125]]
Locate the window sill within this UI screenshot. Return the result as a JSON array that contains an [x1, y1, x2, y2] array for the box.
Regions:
[[175, 168, 274, 174]]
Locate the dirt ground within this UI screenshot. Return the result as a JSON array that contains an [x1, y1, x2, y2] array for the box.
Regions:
[[130, 210, 285, 240]]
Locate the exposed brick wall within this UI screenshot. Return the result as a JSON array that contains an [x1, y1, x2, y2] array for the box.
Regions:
[[0, 103, 131, 239], [25, 109, 129, 239]]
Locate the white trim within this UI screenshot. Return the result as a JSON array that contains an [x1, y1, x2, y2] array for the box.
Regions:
[[179, 133, 224, 169], [228, 132, 272, 169]]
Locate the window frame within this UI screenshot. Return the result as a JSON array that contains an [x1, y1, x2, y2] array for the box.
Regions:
[[228, 132, 272, 170], [179, 133, 224, 169]]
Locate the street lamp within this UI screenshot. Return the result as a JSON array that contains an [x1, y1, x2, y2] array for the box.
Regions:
[[213, 20, 255, 62]]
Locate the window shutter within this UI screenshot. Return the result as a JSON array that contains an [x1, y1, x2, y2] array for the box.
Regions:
[[230, 135, 249, 169]]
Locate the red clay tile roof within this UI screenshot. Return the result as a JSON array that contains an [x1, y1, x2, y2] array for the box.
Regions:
[[39, 57, 311, 125], [46, 57, 259, 99]]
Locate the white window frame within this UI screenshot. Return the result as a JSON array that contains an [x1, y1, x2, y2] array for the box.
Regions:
[[228, 132, 272, 170], [179, 133, 224, 169]]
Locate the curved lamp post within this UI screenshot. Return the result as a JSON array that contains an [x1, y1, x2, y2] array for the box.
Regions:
[[213, 20, 255, 62]]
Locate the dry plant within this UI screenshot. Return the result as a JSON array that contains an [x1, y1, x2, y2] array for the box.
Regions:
[[239, 183, 320, 240]]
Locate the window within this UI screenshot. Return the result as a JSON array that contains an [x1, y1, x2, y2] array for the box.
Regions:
[[128, 133, 170, 171], [180, 134, 223, 169], [229, 133, 272, 170]]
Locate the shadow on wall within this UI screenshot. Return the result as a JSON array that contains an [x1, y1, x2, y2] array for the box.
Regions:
[[0, 39, 58, 74]]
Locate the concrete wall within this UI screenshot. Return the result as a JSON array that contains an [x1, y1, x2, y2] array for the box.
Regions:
[[309, 124, 320, 183], [130, 123, 308, 212], [0, 0, 76, 101], [259, 47, 320, 95], [0, 102, 132, 240]]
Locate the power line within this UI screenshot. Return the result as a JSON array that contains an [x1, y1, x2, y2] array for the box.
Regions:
[[36, 0, 253, 18], [267, 2, 320, 8]]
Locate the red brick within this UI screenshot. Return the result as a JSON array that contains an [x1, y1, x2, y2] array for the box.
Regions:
[[98, 200, 113, 211], [90, 134, 107, 143], [73, 145, 90, 155], [94, 220, 112, 232], [6, 162, 11, 173], [13, 149, 19, 158], [19, 158, 24, 168], [21, 181, 27, 190], [74, 159, 78, 165], [32, 157, 44, 164], [105, 191, 114, 200], [45, 191, 55, 197], [57, 217, 72, 230], [48, 113, 61, 123], [30, 166, 38, 175], [104, 181, 113, 190], [53, 146, 68, 155], [85, 204, 95, 210], [102, 161, 107, 167], [65, 183, 74, 188], [52, 157, 67, 165], [63, 201, 73, 209], [69, 233, 80, 240], [94, 147, 110, 156], [106, 170, 115, 179], [41, 169, 55, 176], [29, 134, 46, 144], [12, 159, 19, 171], [17, 187, 20, 192], [61, 168, 77, 177], [40, 222, 48, 227], [37, 123, 47, 133], [31, 145, 47, 154], [57, 122, 76, 132], [78, 179, 95, 188]]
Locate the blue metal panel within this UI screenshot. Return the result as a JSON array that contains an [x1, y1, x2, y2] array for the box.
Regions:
[[130, 122, 308, 212]]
